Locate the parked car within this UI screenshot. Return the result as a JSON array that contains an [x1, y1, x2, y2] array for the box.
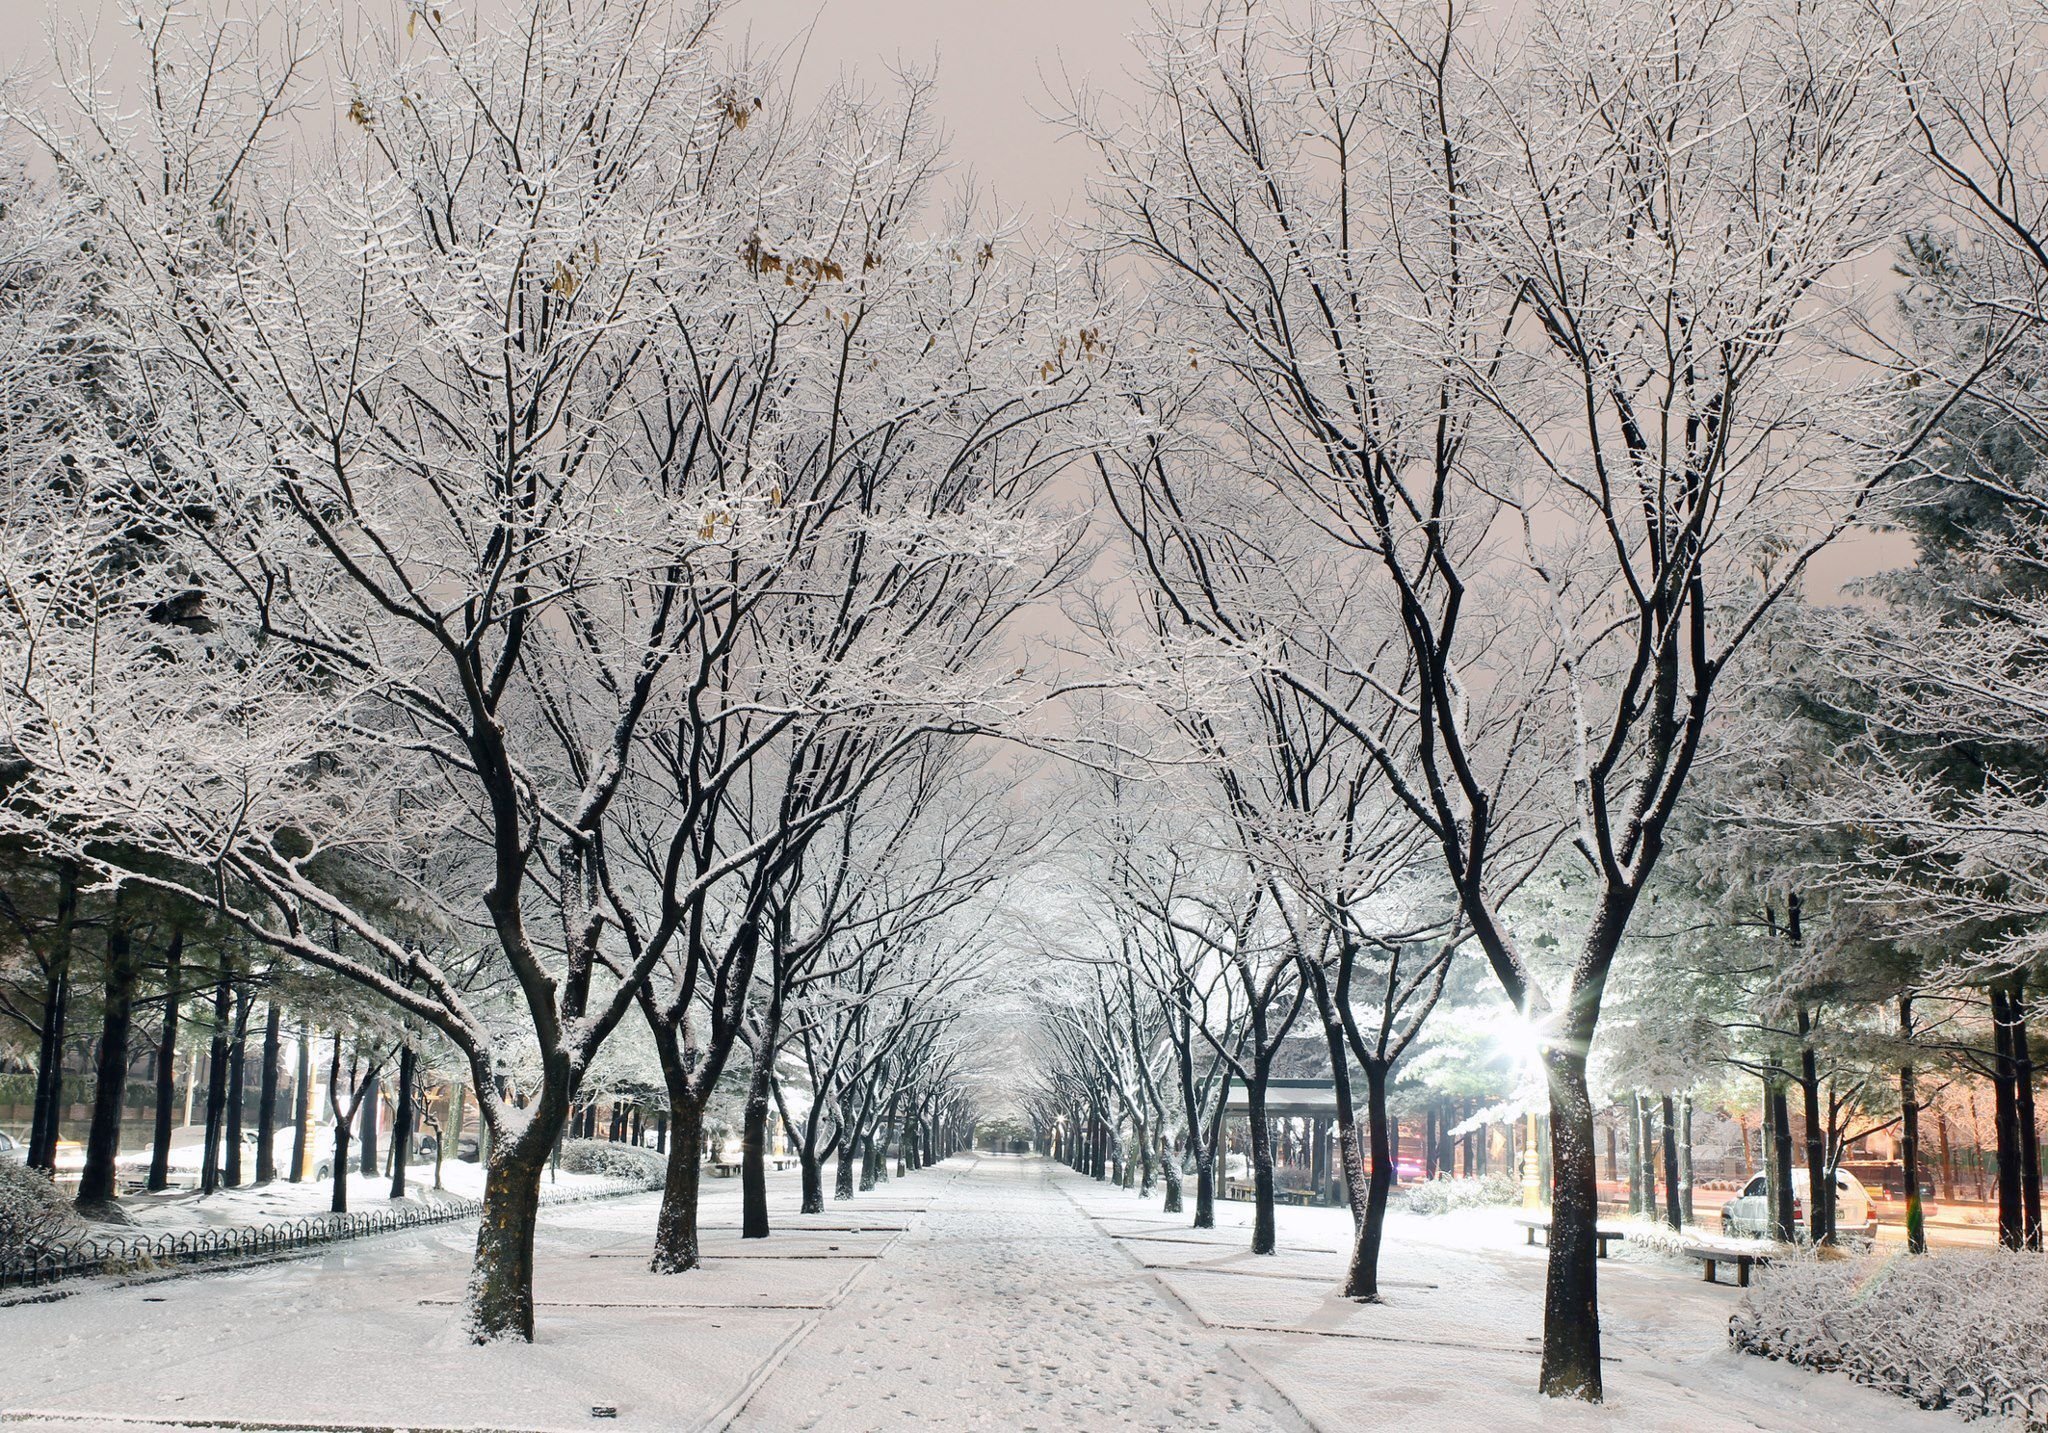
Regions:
[[0, 1129, 20, 1162], [1720, 1167, 1877, 1243]]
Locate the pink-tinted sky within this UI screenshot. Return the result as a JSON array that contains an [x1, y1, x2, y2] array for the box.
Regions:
[[742, 0, 1146, 218], [0, 0, 1915, 592]]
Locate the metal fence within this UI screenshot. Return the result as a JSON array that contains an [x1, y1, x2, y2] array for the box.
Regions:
[[0, 1174, 663, 1293]]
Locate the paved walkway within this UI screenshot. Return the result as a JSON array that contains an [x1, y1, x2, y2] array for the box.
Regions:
[[730, 1155, 1307, 1430], [0, 1154, 1963, 1432]]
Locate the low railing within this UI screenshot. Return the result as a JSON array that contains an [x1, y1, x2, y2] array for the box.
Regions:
[[0, 1173, 662, 1293]]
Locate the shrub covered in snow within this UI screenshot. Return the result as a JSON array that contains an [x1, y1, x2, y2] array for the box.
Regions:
[[1731, 1248, 2048, 1426], [557, 1139, 666, 1183], [1395, 1172, 1520, 1215], [0, 1158, 80, 1257]]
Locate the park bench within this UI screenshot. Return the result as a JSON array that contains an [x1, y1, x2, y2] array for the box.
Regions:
[[1683, 1241, 1774, 1287], [1513, 1213, 1626, 1259], [1223, 1180, 1317, 1206]]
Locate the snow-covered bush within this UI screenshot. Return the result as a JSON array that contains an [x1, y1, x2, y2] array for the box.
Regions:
[[1395, 1172, 1520, 1216], [557, 1140, 665, 1183], [1731, 1249, 2048, 1425], [0, 1158, 79, 1257]]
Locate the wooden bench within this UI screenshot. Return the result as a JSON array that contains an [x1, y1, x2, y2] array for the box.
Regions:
[[1514, 1214, 1626, 1259], [710, 1160, 742, 1178], [1684, 1242, 1773, 1287], [1223, 1181, 1317, 1206]]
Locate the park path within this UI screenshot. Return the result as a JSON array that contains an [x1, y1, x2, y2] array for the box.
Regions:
[[725, 1154, 1310, 1431]]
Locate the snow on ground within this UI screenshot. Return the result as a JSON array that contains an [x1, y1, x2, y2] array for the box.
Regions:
[[737, 1156, 1304, 1431], [105, 1158, 622, 1235], [1058, 1171, 1972, 1433], [0, 1154, 1984, 1432]]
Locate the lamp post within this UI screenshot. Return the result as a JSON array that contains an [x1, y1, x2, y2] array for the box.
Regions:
[[1524, 1108, 1542, 1209]]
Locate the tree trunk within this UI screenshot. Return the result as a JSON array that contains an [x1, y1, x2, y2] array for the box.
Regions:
[[390, 1045, 416, 1200], [1797, 1004, 1831, 1244], [1767, 1079, 1797, 1242], [799, 1149, 825, 1214], [1636, 1093, 1656, 1216], [357, 1071, 380, 1177], [1160, 1129, 1183, 1214], [1537, 1046, 1602, 1403], [27, 862, 77, 1174], [650, 1094, 706, 1273], [1247, 1077, 1276, 1256], [289, 1023, 311, 1183], [1341, 1062, 1395, 1302], [199, 975, 231, 1195], [77, 904, 139, 1210], [148, 931, 183, 1192], [1900, 996, 1924, 1253], [835, 1123, 858, 1200], [330, 1113, 352, 1214], [256, 1004, 281, 1184], [2011, 981, 2042, 1251], [1937, 1107, 1955, 1203], [1678, 1096, 1694, 1226], [741, 1019, 779, 1239], [224, 988, 249, 1189], [467, 1145, 548, 1342], [1626, 1095, 1643, 1215], [1993, 981, 2025, 1250], [1660, 1093, 1682, 1232]]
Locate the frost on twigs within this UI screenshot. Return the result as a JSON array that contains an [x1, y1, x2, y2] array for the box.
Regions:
[[0, 1160, 80, 1259], [1395, 1173, 1520, 1216], [1731, 1249, 2048, 1425]]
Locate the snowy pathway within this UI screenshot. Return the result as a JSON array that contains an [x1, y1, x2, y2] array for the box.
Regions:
[[0, 1153, 1973, 1432], [727, 1155, 1308, 1430]]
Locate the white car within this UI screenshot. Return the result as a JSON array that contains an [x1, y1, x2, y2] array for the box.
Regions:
[[1720, 1167, 1877, 1244]]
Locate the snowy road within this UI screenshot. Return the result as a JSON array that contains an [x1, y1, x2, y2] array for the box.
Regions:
[[727, 1155, 1309, 1430]]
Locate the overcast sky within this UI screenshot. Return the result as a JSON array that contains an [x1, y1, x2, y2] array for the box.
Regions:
[[0, 0, 1914, 590]]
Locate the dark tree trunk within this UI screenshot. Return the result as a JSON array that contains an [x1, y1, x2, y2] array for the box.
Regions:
[[799, 1149, 825, 1214], [1767, 1079, 1797, 1242], [1660, 1094, 1682, 1232], [835, 1118, 858, 1200], [1626, 1095, 1642, 1215], [469, 1146, 547, 1342], [1537, 1047, 1602, 1402], [1937, 1107, 1955, 1203], [331, 1113, 352, 1213], [1341, 1062, 1395, 1302], [1636, 1094, 1656, 1216], [256, 1003, 281, 1184], [1160, 1128, 1182, 1213], [148, 931, 183, 1192], [224, 990, 248, 1189], [390, 1045, 416, 1200], [357, 1071, 380, 1177], [77, 904, 139, 1209], [1900, 996, 1925, 1253], [741, 1046, 776, 1239], [1678, 1097, 1693, 1225], [650, 1094, 706, 1273], [289, 1022, 311, 1183], [1247, 1078, 1276, 1256], [1993, 981, 2025, 1250], [1797, 1004, 1832, 1244], [2011, 981, 2042, 1251], [199, 975, 231, 1195], [28, 862, 78, 1173]]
